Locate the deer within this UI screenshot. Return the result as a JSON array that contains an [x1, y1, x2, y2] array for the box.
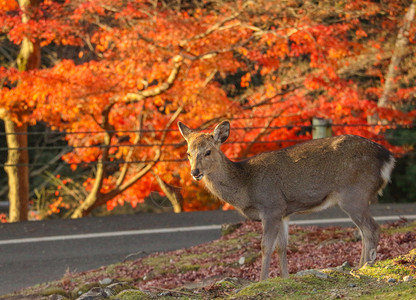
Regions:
[[178, 120, 395, 281]]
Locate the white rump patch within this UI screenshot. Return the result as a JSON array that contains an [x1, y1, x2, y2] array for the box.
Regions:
[[378, 156, 395, 196]]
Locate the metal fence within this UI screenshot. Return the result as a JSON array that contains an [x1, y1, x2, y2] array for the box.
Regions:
[[0, 122, 415, 168], [0, 122, 415, 212]]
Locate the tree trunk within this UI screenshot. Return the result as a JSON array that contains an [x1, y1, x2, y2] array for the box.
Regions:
[[70, 107, 183, 218], [1, 0, 41, 222], [70, 161, 106, 218], [70, 129, 112, 219], [378, 1, 415, 108], [153, 172, 183, 213], [4, 119, 29, 222], [368, 0, 416, 125]]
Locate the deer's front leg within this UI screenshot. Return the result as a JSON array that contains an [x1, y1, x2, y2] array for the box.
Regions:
[[260, 216, 289, 280]]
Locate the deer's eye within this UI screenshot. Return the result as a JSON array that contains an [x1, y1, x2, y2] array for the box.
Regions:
[[205, 150, 211, 157]]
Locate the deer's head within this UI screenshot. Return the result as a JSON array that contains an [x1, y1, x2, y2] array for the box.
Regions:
[[178, 121, 230, 181]]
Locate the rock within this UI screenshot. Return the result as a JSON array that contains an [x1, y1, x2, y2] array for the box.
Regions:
[[334, 261, 351, 271], [296, 269, 329, 279], [387, 278, 397, 283], [314, 271, 330, 280], [76, 286, 113, 300], [238, 257, 245, 265], [403, 275, 413, 282], [107, 282, 132, 294], [76, 282, 132, 300], [99, 278, 112, 285], [215, 277, 253, 293], [216, 277, 240, 289]]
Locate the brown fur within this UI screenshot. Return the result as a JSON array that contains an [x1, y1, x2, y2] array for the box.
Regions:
[[178, 120, 395, 280]]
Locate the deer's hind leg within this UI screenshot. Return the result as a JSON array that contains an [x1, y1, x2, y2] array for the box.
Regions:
[[339, 195, 380, 267]]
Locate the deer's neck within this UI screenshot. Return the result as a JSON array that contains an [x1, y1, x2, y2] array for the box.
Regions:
[[203, 155, 247, 208]]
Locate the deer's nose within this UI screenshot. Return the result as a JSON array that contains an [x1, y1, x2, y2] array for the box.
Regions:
[[191, 169, 204, 181]]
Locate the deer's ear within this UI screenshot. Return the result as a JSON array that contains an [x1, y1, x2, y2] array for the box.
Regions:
[[178, 121, 193, 142], [213, 120, 230, 144]]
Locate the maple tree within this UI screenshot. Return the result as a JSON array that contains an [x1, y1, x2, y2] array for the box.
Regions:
[[1, 0, 415, 221]]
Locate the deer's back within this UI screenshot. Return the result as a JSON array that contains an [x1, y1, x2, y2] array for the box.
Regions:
[[241, 135, 392, 213]]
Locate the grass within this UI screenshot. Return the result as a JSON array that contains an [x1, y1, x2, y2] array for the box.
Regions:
[[2, 220, 415, 299], [357, 249, 416, 281], [233, 270, 416, 300]]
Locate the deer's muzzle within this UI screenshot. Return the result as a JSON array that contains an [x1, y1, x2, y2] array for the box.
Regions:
[[191, 169, 204, 181]]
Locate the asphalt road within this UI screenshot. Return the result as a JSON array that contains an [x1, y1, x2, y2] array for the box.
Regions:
[[1, 204, 416, 295]]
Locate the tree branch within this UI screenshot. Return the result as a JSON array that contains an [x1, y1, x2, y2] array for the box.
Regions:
[[179, 11, 241, 47], [124, 55, 183, 103], [29, 147, 71, 177], [152, 171, 182, 213], [95, 106, 183, 204], [241, 113, 281, 158], [115, 103, 146, 188]]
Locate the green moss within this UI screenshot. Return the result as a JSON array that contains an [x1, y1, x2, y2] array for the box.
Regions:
[[114, 277, 135, 283], [177, 263, 201, 272], [381, 221, 416, 235], [106, 262, 130, 277], [233, 278, 288, 298], [232, 252, 416, 300], [143, 255, 171, 268], [108, 282, 136, 294], [246, 252, 261, 263], [215, 280, 238, 289], [358, 282, 416, 300], [213, 277, 252, 292], [358, 249, 416, 281], [112, 289, 151, 300], [40, 287, 68, 298], [358, 261, 411, 281], [221, 223, 242, 236], [142, 255, 172, 277], [143, 253, 207, 276], [70, 282, 100, 298]]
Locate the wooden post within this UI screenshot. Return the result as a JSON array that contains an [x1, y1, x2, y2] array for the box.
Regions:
[[312, 118, 332, 139]]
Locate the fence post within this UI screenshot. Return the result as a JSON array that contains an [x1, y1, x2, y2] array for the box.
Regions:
[[312, 118, 332, 139]]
